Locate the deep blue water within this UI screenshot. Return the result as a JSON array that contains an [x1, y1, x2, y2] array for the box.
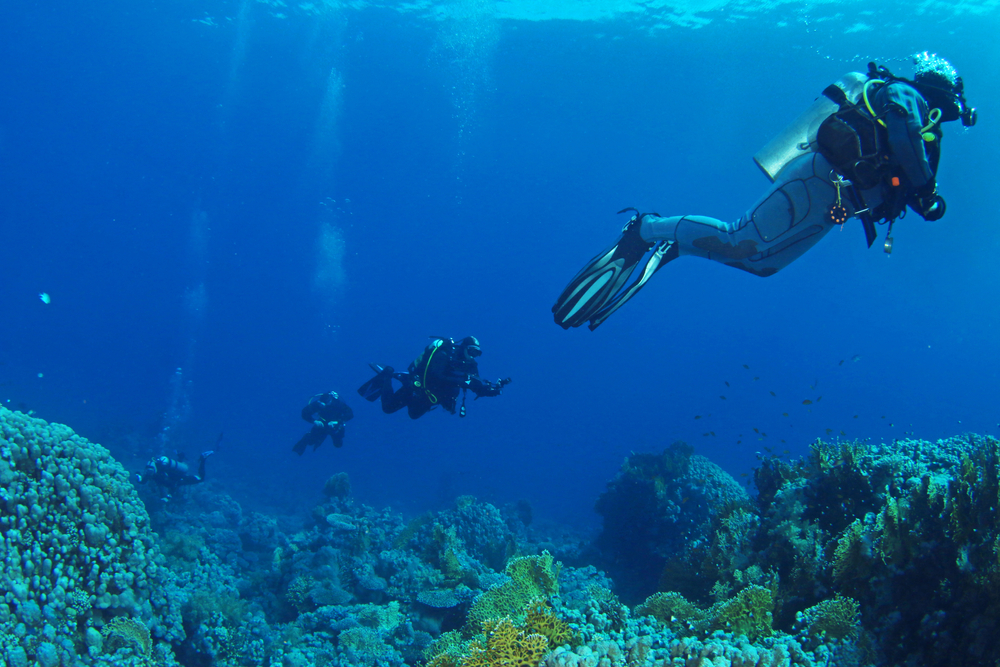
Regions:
[[2, 0, 998, 526]]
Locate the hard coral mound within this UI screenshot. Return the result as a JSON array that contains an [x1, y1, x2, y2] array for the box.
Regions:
[[0, 407, 180, 666], [593, 440, 749, 602]]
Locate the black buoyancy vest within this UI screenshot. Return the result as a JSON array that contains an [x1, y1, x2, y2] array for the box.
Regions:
[[816, 81, 889, 191]]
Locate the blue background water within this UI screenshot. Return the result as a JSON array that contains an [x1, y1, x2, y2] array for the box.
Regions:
[[2, 0, 997, 526]]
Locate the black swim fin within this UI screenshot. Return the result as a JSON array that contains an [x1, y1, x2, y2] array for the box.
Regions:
[[357, 363, 387, 402], [552, 210, 676, 330]]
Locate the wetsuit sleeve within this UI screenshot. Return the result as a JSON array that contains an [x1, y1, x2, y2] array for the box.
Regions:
[[879, 82, 935, 190], [468, 376, 502, 398], [301, 401, 319, 422]]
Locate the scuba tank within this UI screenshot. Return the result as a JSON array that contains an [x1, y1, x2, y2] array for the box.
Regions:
[[753, 72, 868, 182]]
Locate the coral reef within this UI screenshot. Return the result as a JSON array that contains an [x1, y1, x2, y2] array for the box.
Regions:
[[0, 406, 180, 666], [593, 440, 749, 602], [10, 406, 999, 667]]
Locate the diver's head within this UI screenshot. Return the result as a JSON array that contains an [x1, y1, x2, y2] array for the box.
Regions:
[[912, 52, 976, 126], [458, 336, 482, 361], [157, 456, 171, 467]]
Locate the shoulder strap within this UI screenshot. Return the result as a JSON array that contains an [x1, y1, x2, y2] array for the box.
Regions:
[[822, 83, 849, 107]]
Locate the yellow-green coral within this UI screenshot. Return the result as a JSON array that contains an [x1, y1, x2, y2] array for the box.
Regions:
[[463, 552, 560, 636], [101, 616, 151, 657], [833, 519, 872, 584], [637, 585, 774, 642], [425, 630, 471, 667], [709, 585, 773, 641], [635, 591, 705, 629], [875, 495, 906, 564], [523, 599, 576, 648], [799, 595, 861, 643], [463, 618, 549, 667]]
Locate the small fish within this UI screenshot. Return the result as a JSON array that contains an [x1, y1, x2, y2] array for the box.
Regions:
[[780, 439, 786, 443], [816, 396, 823, 402], [702, 432, 710, 436], [782, 449, 790, 454], [840, 430, 847, 436], [720, 395, 727, 400], [852, 354, 861, 363], [710, 431, 716, 437], [736, 440, 742, 445], [889, 422, 894, 427], [802, 399, 812, 405], [753, 427, 760, 434], [769, 391, 776, 397], [743, 364, 750, 369], [782, 412, 789, 417], [681, 497, 689, 504], [764, 446, 772, 453], [853, 415, 858, 419], [761, 431, 767, 437], [838, 359, 845, 366], [740, 473, 748, 477], [725, 381, 730, 387], [826, 428, 833, 434], [39, 293, 50, 304], [881, 415, 886, 419], [694, 415, 702, 420], [753, 376, 760, 381]]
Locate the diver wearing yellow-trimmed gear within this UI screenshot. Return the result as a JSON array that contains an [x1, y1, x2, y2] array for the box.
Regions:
[[357, 336, 510, 419], [553, 54, 976, 331]]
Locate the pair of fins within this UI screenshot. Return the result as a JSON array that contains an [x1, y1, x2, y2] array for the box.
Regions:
[[357, 363, 406, 401], [552, 209, 677, 331]]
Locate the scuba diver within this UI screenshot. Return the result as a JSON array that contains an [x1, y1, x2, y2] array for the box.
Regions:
[[553, 53, 977, 331], [357, 336, 511, 419], [293, 391, 354, 455], [135, 450, 214, 500]]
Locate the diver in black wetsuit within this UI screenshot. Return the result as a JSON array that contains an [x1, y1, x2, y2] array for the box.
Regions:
[[135, 450, 214, 500], [552, 53, 977, 331], [293, 391, 354, 454], [358, 336, 510, 419]]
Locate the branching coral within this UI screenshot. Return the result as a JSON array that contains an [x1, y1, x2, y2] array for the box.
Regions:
[[463, 618, 549, 667], [463, 552, 560, 636], [636, 585, 774, 642]]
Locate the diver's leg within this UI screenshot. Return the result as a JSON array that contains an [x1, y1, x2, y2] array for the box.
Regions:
[[380, 374, 413, 414], [407, 400, 432, 420], [639, 153, 850, 276], [293, 427, 325, 455]]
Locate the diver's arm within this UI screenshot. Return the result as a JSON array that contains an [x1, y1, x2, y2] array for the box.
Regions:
[[301, 400, 320, 422], [467, 376, 507, 398]]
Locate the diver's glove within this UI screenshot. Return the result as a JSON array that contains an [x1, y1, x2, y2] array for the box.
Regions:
[[913, 182, 946, 221], [498, 377, 512, 388]]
